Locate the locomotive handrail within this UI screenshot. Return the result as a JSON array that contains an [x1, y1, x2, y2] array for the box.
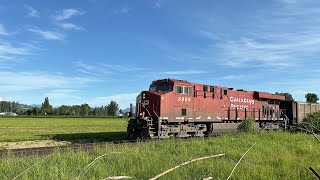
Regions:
[[152, 103, 159, 118], [142, 104, 152, 118], [280, 110, 289, 130]]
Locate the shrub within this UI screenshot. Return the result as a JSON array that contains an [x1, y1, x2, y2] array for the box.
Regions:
[[299, 111, 320, 133], [237, 118, 259, 133]]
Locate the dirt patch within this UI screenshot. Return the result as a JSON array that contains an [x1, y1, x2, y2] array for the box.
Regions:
[[0, 140, 71, 150]]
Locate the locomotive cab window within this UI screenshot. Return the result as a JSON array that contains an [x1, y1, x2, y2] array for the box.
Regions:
[[203, 85, 208, 92], [149, 83, 173, 92], [210, 86, 215, 93], [224, 89, 228, 96], [176, 85, 192, 94]]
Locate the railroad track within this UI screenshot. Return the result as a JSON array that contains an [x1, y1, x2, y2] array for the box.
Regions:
[[0, 140, 140, 157], [0, 134, 223, 157]]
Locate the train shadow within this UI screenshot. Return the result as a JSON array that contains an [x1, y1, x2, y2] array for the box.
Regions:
[[39, 131, 127, 143]]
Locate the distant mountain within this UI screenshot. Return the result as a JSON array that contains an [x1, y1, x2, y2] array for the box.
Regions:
[[19, 104, 42, 109], [28, 104, 42, 108], [123, 106, 136, 113]]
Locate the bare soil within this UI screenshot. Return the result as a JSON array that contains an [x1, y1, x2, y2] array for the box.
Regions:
[[0, 140, 71, 149]]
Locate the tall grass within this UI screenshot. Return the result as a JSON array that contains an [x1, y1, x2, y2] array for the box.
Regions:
[[0, 132, 319, 179]]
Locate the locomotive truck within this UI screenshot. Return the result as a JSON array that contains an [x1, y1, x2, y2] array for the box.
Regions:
[[127, 78, 320, 139]]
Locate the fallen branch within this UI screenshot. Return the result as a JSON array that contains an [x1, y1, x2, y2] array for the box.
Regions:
[[300, 122, 320, 133], [309, 167, 320, 179], [13, 153, 53, 180], [226, 143, 256, 180], [149, 153, 225, 180], [102, 176, 132, 180], [287, 125, 319, 141]]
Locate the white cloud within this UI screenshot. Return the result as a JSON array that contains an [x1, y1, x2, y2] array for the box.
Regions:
[[192, 0, 320, 68], [25, 5, 39, 18], [44, 89, 81, 100], [0, 42, 32, 64], [199, 30, 221, 40], [223, 75, 243, 80], [59, 23, 83, 30], [0, 24, 9, 36], [74, 61, 103, 76], [114, 7, 131, 15], [154, 0, 161, 8], [28, 27, 65, 40], [101, 64, 145, 72], [88, 93, 139, 109], [163, 70, 207, 75], [53, 8, 85, 21], [0, 71, 99, 92]]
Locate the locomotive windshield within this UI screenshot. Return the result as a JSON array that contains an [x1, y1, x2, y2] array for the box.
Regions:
[[149, 83, 173, 92]]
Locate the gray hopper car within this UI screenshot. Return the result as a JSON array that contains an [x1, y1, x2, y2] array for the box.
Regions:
[[280, 101, 320, 125]]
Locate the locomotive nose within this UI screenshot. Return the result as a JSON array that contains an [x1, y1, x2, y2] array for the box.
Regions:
[[137, 91, 160, 105]]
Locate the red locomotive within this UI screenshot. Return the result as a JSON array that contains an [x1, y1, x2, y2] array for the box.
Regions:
[[127, 78, 287, 139]]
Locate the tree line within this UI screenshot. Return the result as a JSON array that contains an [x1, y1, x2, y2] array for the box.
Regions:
[[0, 92, 319, 116], [1, 97, 122, 117], [275, 92, 319, 103]]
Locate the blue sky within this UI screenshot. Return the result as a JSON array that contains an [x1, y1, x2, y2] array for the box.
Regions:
[[0, 0, 319, 108]]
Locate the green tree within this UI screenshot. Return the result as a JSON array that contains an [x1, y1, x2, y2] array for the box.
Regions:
[[275, 92, 294, 101], [32, 107, 41, 116], [80, 103, 90, 116], [106, 101, 119, 116], [305, 93, 319, 103], [41, 97, 53, 115]]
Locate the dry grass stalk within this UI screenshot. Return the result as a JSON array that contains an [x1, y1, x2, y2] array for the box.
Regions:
[[12, 153, 53, 180], [102, 176, 132, 179], [86, 152, 122, 169], [149, 153, 225, 180], [80, 152, 122, 177], [203, 177, 213, 180], [226, 143, 256, 180]]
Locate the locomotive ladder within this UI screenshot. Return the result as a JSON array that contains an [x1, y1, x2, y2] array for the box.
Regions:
[[146, 118, 156, 138]]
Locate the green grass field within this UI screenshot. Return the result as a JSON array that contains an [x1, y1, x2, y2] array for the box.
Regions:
[[0, 118, 127, 142], [0, 132, 319, 179]]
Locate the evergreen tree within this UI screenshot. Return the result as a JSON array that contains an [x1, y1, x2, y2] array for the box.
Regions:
[[106, 101, 119, 116], [41, 97, 53, 115]]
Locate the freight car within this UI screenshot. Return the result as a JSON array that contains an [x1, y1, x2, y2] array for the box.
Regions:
[[280, 101, 320, 125], [127, 78, 318, 139]]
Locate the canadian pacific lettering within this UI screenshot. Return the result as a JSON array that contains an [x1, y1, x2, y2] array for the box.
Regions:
[[229, 96, 254, 109]]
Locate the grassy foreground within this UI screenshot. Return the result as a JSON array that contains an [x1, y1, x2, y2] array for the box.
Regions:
[[0, 118, 127, 142], [1, 132, 319, 179]]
